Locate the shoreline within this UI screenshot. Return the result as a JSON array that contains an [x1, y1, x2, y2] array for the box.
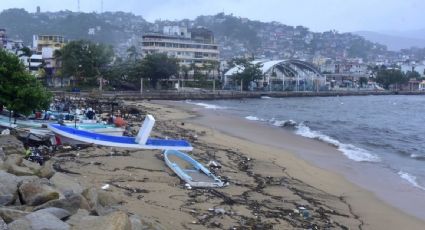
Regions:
[[52, 89, 425, 101], [155, 99, 425, 229]]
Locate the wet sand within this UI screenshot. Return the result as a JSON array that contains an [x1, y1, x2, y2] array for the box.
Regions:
[[56, 100, 425, 229]]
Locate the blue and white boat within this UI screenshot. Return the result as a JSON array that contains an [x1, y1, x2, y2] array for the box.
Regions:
[[163, 149, 224, 188], [48, 115, 193, 151]]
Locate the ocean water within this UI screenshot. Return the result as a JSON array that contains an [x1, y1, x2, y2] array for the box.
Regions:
[[187, 95, 425, 191]]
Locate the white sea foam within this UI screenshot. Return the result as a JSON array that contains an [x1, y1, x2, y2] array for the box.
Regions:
[[271, 119, 297, 128], [398, 171, 425, 191], [261, 96, 272, 99], [295, 123, 380, 162], [185, 101, 226, 110], [245, 116, 260, 121]]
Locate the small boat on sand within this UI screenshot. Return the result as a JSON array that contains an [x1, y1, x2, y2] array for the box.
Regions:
[[163, 150, 224, 188], [48, 115, 193, 151]]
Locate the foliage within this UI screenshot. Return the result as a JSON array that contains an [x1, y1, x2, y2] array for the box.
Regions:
[[359, 77, 368, 87], [405, 70, 421, 79], [375, 68, 407, 89], [139, 53, 179, 88], [104, 53, 179, 89], [61, 40, 114, 86], [0, 49, 52, 116], [230, 58, 263, 90]]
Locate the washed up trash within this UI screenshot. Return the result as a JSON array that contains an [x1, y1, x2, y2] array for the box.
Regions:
[[0, 129, 10, 136], [207, 160, 222, 169], [185, 183, 192, 190], [101, 184, 110, 190], [25, 147, 44, 165], [214, 208, 226, 215]]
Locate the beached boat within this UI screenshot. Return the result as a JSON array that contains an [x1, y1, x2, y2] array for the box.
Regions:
[[64, 123, 124, 136], [48, 115, 193, 151], [163, 150, 225, 188], [0, 115, 50, 128]]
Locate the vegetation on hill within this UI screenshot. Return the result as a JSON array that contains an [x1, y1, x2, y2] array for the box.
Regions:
[[0, 9, 391, 60]]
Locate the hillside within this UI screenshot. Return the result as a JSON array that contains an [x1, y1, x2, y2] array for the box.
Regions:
[[0, 9, 388, 60], [354, 31, 425, 51]]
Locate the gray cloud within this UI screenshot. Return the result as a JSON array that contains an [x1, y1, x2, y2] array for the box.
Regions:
[[1, 0, 424, 32]]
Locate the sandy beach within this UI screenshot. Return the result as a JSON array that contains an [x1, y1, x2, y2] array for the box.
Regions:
[[52, 100, 425, 229]]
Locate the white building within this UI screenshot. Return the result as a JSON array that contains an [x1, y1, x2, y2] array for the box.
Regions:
[[141, 26, 219, 68]]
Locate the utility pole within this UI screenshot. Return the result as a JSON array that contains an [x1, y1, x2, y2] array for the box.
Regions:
[[140, 78, 143, 94]]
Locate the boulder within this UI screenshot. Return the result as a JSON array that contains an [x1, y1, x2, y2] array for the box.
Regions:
[[82, 188, 122, 215], [71, 211, 131, 230], [0, 136, 24, 156], [34, 194, 90, 215], [129, 215, 142, 230], [18, 181, 59, 206], [5, 155, 34, 176], [16, 176, 40, 185], [0, 171, 19, 206], [38, 160, 55, 179], [21, 159, 42, 172], [50, 173, 83, 195], [7, 218, 30, 230], [35, 207, 71, 220], [65, 209, 89, 226], [9, 211, 69, 230], [0, 208, 30, 224], [0, 147, 5, 161], [0, 217, 8, 230]]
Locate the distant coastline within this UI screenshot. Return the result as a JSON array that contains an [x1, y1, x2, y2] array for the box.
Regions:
[[52, 89, 425, 101]]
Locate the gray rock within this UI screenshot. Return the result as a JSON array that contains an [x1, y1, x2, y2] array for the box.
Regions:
[[5, 155, 34, 176], [21, 159, 42, 172], [38, 160, 55, 179], [11, 211, 70, 230], [129, 215, 142, 230], [139, 216, 166, 230], [0, 171, 19, 206], [0, 147, 5, 161], [0, 217, 8, 230], [34, 194, 90, 215], [18, 181, 59, 206], [50, 173, 83, 195], [65, 209, 89, 226], [0, 136, 24, 156], [16, 176, 40, 185], [0, 207, 30, 223], [71, 211, 130, 230], [82, 188, 122, 216], [35, 207, 71, 220], [7, 218, 30, 230]]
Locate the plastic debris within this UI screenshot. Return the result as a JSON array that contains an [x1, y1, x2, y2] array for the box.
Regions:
[[101, 184, 110, 190]]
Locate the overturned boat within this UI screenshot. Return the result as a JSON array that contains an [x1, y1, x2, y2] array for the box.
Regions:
[[163, 150, 225, 188], [48, 115, 193, 151]]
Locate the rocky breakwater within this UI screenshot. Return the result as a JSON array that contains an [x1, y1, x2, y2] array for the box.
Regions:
[[0, 135, 143, 230]]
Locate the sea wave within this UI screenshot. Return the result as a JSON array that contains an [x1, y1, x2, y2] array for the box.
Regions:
[[261, 96, 272, 99], [245, 116, 261, 121], [185, 101, 226, 110], [295, 123, 380, 162], [398, 171, 425, 191], [410, 154, 425, 160], [270, 119, 298, 128]]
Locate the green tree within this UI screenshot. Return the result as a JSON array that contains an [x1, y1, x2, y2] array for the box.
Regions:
[[19, 46, 32, 70], [127, 45, 139, 62], [61, 40, 114, 86], [376, 68, 407, 90], [230, 58, 263, 90], [0, 50, 52, 121], [405, 70, 420, 79], [139, 53, 179, 89], [359, 77, 368, 87]]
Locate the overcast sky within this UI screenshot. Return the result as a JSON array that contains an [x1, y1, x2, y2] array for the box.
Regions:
[[1, 0, 424, 32]]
